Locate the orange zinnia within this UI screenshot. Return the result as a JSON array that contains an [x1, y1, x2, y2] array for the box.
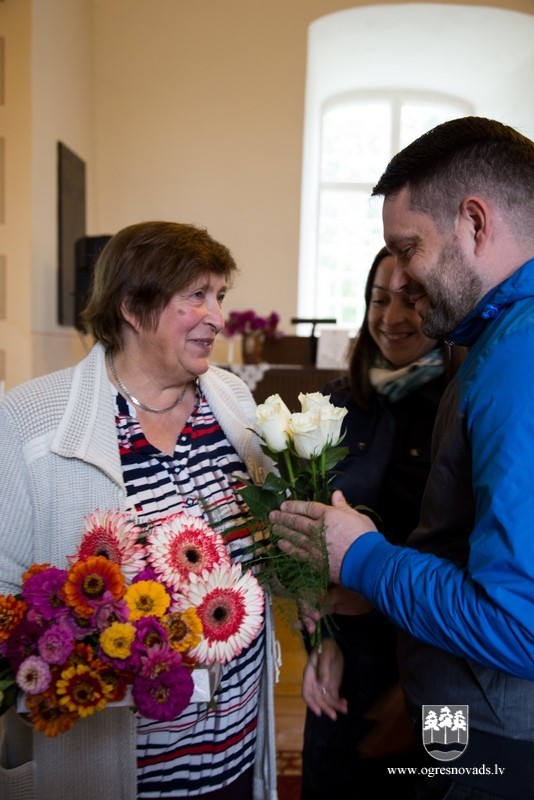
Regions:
[[0, 595, 27, 643], [25, 687, 78, 738], [22, 563, 53, 583], [63, 556, 125, 618]]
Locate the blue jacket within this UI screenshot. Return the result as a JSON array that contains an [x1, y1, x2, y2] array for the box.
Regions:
[[341, 258, 534, 694]]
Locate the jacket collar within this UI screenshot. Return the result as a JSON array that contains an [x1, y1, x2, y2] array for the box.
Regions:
[[447, 258, 534, 347]]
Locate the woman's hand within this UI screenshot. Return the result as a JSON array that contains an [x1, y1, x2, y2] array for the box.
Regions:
[[269, 490, 378, 583], [298, 585, 373, 637], [302, 639, 348, 720], [297, 599, 323, 636]]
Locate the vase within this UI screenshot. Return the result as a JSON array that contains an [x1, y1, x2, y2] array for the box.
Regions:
[[242, 332, 265, 364]]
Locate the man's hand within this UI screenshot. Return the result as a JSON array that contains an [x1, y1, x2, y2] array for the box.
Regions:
[[269, 490, 378, 583]]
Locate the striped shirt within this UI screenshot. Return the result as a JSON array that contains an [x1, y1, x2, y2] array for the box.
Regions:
[[112, 385, 265, 798]]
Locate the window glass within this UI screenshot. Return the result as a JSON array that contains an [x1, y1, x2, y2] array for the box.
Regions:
[[400, 100, 469, 149], [316, 189, 382, 327], [321, 101, 391, 183], [315, 96, 467, 327]]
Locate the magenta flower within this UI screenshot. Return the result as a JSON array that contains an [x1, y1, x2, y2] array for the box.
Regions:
[[91, 590, 130, 632], [139, 644, 183, 678], [222, 309, 283, 338], [4, 618, 43, 670], [133, 647, 193, 721], [131, 617, 168, 669], [16, 655, 51, 695], [22, 567, 68, 620], [132, 565, 158, 583], [61, 610, 98, 640], [37, 623, 74, 665]]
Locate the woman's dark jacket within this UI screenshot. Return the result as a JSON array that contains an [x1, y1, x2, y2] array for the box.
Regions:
[[324, 373, 446, 544], [300, 370, 447, 798]]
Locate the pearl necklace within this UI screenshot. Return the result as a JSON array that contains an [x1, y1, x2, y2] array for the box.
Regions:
[[108, 352, 187, 414]]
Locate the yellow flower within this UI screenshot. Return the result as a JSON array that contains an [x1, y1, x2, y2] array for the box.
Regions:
[[56, 663, 108, 718], [125, 580, 171, 621], [99, 621, 136, 659], [163, 608, 203, 653]]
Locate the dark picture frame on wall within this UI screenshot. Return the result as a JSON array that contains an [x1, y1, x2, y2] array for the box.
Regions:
[[74, 235, 111, 332], [57, 141, 86, 327]]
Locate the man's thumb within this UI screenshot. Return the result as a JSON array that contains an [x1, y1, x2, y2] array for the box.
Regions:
[[331, 489, 350, 509]]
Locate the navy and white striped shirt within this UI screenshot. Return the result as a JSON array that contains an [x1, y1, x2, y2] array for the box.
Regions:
[[112, 385, 265, 798]]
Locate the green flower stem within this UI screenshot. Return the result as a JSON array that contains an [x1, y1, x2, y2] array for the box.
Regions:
[[319, 449, 326, 502], [283, 448, 297, 497], [310, 456, 318, 498], [309, 618, 323, 652]]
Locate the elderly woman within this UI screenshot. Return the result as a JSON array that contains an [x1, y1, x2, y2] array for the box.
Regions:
[[0, 221, 278, 800]]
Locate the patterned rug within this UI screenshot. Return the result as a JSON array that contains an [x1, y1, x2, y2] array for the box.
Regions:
[[277, 750, 302, 776], [277, 750, 302, 799], [277, 774, 301, 799]]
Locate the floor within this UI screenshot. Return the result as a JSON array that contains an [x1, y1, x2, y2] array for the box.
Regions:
[[273, 600, 306, 787]]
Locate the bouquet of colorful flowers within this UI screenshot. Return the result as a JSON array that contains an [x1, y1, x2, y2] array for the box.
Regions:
[[0, 510, 264, 737], [238, 392, 348, 642]]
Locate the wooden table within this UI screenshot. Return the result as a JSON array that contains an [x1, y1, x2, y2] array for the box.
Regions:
[[226, 364, 343, 408]]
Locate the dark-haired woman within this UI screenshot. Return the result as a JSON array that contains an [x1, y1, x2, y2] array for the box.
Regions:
[[300, 246, 456, 798]]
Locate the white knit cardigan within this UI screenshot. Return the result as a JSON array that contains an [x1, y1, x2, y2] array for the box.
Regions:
[[0, 343, 279, 800]]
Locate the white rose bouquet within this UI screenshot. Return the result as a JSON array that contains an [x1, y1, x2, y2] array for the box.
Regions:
[[238, 392, 348, 644]]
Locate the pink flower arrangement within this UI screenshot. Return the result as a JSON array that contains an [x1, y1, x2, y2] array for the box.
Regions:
[[0, 510, 264, 737], [223, 309, 283, 339]]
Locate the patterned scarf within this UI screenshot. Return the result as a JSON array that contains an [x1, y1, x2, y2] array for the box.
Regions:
[[369, 347, 445, 402]]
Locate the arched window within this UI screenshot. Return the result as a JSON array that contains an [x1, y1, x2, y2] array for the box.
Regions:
[[297, 5, 534, 335], [316, 92, 469, 327]]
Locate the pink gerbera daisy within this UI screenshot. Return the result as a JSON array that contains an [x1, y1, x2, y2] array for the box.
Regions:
[[68, 509, 146, 583], [146, 513, 230, 592], [183, 562, 264, 666]]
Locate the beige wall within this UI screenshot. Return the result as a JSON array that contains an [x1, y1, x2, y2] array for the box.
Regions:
[[0, 0, 33, 390], [90, 0, 534, 365], [1, 0, 533, 388], [0, 0, 95, 388]]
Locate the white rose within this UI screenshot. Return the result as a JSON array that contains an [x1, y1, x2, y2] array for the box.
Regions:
[[318, 404, 348, 447], [298, 392, 332, 412], [288, 402, 348, 459], [288, 408, 327, 459], [256, 393, 292, 452]]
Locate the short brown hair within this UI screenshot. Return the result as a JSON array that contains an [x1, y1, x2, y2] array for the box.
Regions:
[[372, 116, 534, 233], [81, 221, 238, 351]]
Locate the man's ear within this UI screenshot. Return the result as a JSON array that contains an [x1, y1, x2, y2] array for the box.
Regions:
[[460, 196, 492, 255]]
